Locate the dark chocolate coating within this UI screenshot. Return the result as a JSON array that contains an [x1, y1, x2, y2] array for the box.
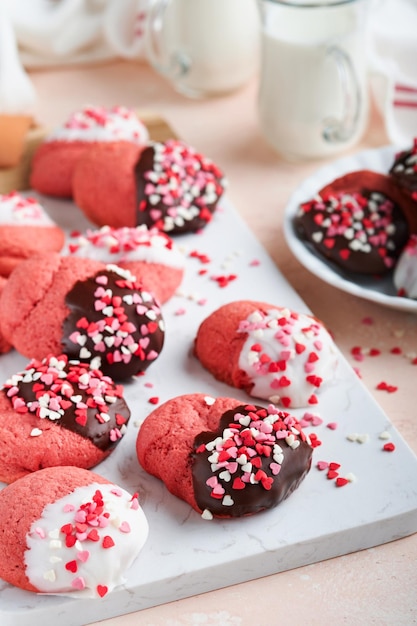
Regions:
[[2, 366, 130, 452], [191, 405, 312, 517], [295, 189, 409, 275], [389, 146, 417, 195], [134, 140, 225, 235], [62, 267, 164, 380]]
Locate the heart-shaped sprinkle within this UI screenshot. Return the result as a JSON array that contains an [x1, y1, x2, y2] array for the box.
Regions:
[[102, 535, 115, 549], [65, 560, 78, 573], [97, 584, 108, 597], [77, 550, 90, 563]]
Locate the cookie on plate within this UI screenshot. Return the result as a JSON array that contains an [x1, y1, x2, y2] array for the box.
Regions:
[[64, 224, 185, 303], [0, 466, 148, 597], [389, 138, 417, 201], [0, 354, 130, 483], [394, 234, 417, 299], [295, 170, 410, 275], [30, 105, 149, 198], [0, 191, 65, 277], [194, 301, 338, 408], [73, 139, 226, 234], [136, 393, 313, 519], [0, 255, 165, 380]]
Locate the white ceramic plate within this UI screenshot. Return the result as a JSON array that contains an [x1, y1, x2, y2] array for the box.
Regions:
[[283, 145, 417, 313]]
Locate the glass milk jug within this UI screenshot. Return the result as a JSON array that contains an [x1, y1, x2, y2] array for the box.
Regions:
[[258, 0, 370, 160]]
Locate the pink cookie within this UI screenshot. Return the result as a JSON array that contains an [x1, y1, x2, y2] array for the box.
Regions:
[[0, 191, 64, 277], [73, 139, 226, 234], [0, 254, 165, 380], [0, 354, 130, 483], [0, 466, 148, 597], [65, 224, 185, 303], [0, 276, 12, 354], [30, 105, 149, 198], [194, 300, 338, 408], [136, 393, 313, 519]]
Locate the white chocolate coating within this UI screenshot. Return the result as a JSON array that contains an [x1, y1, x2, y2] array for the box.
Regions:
[[46, 105, 149, 144], [0, 192, 55, 226], [64, 225, 185, 269], [394, 235, 417, 299], [237, 308, 338, 408], [25, 482, 148, 598]]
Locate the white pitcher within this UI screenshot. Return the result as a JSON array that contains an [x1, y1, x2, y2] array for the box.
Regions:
[[145, 0, 260, 98]]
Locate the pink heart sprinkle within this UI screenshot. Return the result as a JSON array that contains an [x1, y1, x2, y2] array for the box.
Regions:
[[270, 462, 281, 475], [119, 521, 131, 533], [77, 550, 90, 563], [95, 275, 108, 285], [63, 504, 75, 513], [149, 209, 162, 221], [317, 461, 329, 471], [139, 337, 150, 349], [206, 476, 218, 488], [40, 373, 53, 386], [72, 577, 86, 590]]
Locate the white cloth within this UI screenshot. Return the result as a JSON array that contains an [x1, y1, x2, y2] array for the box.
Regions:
[[368, 0, 417, 146], [0, 3, 37, 113], [3, 0, 150, 67], [0, 0, 416, 146], [0, 0, 150, 113]]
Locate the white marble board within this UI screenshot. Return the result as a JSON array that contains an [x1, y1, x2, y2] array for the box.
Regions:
[[1, 194, 417, 626]]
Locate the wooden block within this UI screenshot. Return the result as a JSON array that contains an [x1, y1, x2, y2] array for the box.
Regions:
[[0, 111, 177, 194]]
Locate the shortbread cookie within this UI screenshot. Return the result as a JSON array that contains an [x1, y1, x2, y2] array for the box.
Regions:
[[0, 466, 148, 597], [389, 138, 417, 201], [30, 105, 149, 197], [0, 354, 130, 483], [295, 170, 410, 275], [194, 300, 338, 408], [0, 191, 64, 277], [0, 255, 165, 379], [137, 393, 313, 519], [73, 139, 226, 234]]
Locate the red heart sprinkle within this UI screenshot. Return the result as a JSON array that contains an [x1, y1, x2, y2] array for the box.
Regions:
[[336, 477, 349, 487], [102, 536, 115, 549], [87, 529, 99, 542], [75, 414, 88, 427], [97, 585, 108, 598], [327, 470, 339, 479], [65, 560, 78, 573], [232, 477, 246, 490], [383, 442, 395, 452]]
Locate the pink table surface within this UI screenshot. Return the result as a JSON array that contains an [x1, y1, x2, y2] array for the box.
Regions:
[[28, 60, 417, 626]]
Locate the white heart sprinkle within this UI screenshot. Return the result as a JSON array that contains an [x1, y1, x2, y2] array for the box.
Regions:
[[222, 495, 234, 506]]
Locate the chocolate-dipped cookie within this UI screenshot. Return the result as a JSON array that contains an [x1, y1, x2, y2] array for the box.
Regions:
[[136, 393, 313, 519], [73, 139, 226, 234], [0, 355, 130, 483]]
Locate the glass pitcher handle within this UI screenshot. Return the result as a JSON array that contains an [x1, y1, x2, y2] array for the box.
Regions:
[[145, 0, 191, 80], [322, 45, 361, 144]]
